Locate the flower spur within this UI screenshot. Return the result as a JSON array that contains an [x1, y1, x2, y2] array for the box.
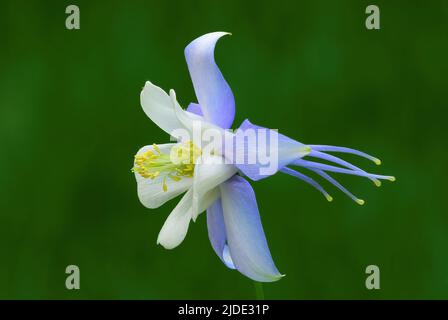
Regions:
[[233, 119, 395, 205]]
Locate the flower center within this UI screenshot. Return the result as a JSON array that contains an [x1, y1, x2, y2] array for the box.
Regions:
[[133, 141, 201, 191]]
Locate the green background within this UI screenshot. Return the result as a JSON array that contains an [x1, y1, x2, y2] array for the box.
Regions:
[[0, 0, 447, 299]]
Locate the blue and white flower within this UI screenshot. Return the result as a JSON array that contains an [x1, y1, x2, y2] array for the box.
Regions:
[[132, 32, 394, 282]]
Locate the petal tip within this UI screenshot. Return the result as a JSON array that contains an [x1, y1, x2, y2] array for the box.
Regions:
[[156, 236, 177, 250], [264, 272, 285, 282], [141, 80, 155, 93]]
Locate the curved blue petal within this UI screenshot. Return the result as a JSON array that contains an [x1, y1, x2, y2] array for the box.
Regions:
[[206, 199, 235, 269], [231, 119, 310, 181], [185, 32, 235, 129], [220, 175, 283, 282], [186, 103, 203, 116]]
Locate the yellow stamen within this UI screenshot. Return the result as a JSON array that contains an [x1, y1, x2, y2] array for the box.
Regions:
[[373, 158, 382, 165], [162, 177, 167, 192], [373, 179, 382, 187], [169, 175, 181, 182], [153, 143, 161, 154], [132, 141, 202, 192], [356, 199, 365, 206], [325, 195, 333, 202]]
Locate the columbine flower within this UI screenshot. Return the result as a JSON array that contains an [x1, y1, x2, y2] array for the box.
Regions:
[[133, 32, 283, 282], [133, 31, 395, 282]]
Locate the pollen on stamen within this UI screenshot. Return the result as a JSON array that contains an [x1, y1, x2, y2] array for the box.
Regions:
[[325, 194, 333, 202], [373, 158, 382, 165], [169, 174, 181, 182], [134, 140, 202, 193], [152, 171, 160, 179], [153, 143, 161, 154], [356, 199, 365, 206], [162, 177, 168, 192], [373, 179, 382, 187], [388, 176, 396, 182]]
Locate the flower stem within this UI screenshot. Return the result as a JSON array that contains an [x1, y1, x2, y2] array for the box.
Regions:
[[254, 282, 265, 300]]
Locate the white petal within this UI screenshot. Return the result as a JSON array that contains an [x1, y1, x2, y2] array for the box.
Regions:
[[157, 189, 193, 249], [191, 154, 237, 221], [157, 187, 219, 249], [134, 144, 192, 209], [169, 89, 224, 140], [140, 81, 188, 136], [198, 187, 220, 214]]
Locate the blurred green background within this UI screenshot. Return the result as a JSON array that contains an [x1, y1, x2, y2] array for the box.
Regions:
[[0, 0, 447, 299]]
